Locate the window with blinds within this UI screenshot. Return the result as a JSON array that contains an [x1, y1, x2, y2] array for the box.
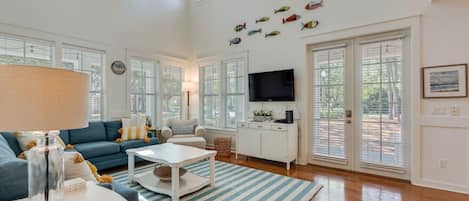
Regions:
[[162, 65, 183, 122], [360, 38, 403, 167], [224, 59, 245, 129], [0, 35, 53, 67], [62, 45, 105, 121], [201, 64, 221, 127], [129, 58, 158, 126], [199, 56, 246, 129], [312, 47, 346, 159]]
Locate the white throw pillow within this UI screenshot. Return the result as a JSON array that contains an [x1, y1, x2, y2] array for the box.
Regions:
[[64, 152, 96, 182]]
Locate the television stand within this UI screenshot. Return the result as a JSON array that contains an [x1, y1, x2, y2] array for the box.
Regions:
[[235, 121, 298, 170]]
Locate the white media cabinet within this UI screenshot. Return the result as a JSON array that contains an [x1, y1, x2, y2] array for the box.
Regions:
[[235, 121, 298, 170]]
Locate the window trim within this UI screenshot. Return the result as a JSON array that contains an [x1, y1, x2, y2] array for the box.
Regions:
[[0, 33, 55, 67]]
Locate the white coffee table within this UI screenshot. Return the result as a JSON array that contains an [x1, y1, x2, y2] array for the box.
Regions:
[[126, 143, 217, 201]]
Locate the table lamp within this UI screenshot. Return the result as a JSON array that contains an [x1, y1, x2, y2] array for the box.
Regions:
[[0, 65, 89, 201]]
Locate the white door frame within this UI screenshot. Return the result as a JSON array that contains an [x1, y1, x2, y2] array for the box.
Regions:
[[303, 16, 422, 180]]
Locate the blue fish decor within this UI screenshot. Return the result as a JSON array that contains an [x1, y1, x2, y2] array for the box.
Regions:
[[248, 29, 262, 36], [230, 37, 242, 46]]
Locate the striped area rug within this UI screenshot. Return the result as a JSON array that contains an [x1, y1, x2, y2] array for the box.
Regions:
[[112, 161, 322, 201]]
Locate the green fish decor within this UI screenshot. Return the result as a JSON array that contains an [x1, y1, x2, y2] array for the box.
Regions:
[[265, 31, 280, 38], [274, 6, 290, 14], [248, 28, 262, 36], [234, 23, 247, 32], [256, 17, 270, 23], [301, 20, 319, 31]]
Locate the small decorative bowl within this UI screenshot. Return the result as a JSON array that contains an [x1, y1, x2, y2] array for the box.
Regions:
[[153, 165, 187, 182]]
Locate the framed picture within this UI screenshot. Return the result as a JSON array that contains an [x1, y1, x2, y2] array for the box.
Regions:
[[422, 64, 468, 98]]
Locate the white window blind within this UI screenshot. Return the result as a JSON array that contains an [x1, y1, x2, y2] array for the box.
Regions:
[[201, 64, 221, 127], [162, 65, 183, 123], [0, 34, 53, 67], [129, 58, 158, 126], [312, 47, 346, 159], [360, 38, 403, 167], [62, 44, 105, 121], [200, 56, 246, 129]]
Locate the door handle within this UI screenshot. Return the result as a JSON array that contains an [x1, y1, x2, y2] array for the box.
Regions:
[[346, 110, 352, 118]]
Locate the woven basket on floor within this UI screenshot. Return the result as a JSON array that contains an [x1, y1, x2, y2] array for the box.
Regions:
[[214, 137, 232, 157]]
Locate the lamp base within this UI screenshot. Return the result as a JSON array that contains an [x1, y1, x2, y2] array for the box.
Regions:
[[27, 131, 64, 201]]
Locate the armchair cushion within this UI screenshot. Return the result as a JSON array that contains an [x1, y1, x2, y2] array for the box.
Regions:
[[167, 119, 198, 127], [172, 124, 195, 135]]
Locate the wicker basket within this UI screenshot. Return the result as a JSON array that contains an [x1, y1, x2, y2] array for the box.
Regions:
[[214, 137, 232, 157]]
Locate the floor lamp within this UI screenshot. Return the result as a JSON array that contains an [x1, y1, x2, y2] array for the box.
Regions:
[[182, 81, 196, 120], [0, 65, 89, 201]]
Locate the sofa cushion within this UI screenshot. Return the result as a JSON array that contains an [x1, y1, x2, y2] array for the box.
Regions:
[[0, 159, 28, 201], [69, 122, 106, 144], [59, 130, 70, 145], [0, 133, 21, 157], [73, 141, 121, 159], [104, 121, 122, 141], [119, 138, 159, 152], [0, 135, 16, 161], [98, 182, 139, 201]]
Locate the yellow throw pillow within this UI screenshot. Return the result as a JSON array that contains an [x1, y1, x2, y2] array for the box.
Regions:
[[122, 126, 146, 141]]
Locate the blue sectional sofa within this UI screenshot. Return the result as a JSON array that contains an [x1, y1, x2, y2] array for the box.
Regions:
[[62, 121, 160, 170], [0, 120, 159, 201]]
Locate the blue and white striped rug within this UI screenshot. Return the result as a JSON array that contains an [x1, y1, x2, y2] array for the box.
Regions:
[[112, 161, 322, 201]]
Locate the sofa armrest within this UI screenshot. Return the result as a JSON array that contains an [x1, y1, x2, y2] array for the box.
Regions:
[[161, 127, 173, 139], [195, 126, 206, 137]]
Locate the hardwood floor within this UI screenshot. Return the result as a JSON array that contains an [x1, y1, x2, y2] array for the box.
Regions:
[[103, 154, 469, 201], [215, 155, 469, 201]]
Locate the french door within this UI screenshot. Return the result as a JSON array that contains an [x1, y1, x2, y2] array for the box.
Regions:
[[311, 31, 409, 179]]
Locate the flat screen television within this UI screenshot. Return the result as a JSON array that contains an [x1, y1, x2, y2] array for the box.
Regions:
[[249, 69, 295, 102]]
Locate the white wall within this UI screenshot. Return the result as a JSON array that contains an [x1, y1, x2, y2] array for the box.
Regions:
[[417, 0, 469, 194], [189, 0, 429, 164], [190, 0, 469, 194], [0, 0, 191, 119]]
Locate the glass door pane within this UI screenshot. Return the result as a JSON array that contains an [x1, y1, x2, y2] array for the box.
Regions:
[[312, 48, 346, 159], [360, 39, 403, 167]]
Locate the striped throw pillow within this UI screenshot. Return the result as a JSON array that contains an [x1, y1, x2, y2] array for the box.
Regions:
[[121, 126, 147, 141]]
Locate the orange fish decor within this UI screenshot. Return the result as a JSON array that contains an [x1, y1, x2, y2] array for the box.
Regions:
[[234, 23, 247, 32], [283, 14, 301, 24], [301, 20, 319, 30], [305, 0, 323, 10]]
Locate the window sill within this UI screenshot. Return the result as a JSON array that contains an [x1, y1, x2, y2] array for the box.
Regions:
[[205, 127, 237, 135]]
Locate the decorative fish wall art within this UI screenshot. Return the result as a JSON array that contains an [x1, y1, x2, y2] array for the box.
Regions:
[[234, 23, 247, 32], [248, 29, 262, 36], [274, 6, 290, 14], [301, 20, 319, 30], [265, 31, 280, 38], [283, 14, 301, 24], [256, 17, 270, 24], [305, 0, 323, 10], [229, 37, 242, 46]]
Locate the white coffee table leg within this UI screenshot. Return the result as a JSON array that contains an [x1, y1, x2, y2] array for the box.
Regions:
[[128, 152, 135, 183], [171, 166, 180, 201], [210, 155, 215, 186]]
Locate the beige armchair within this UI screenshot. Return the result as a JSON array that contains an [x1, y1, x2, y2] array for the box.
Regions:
[[161, 119, 207, 149]]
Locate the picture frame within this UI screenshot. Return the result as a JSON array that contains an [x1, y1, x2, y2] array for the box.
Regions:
[[422, 64, 468, 98]]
